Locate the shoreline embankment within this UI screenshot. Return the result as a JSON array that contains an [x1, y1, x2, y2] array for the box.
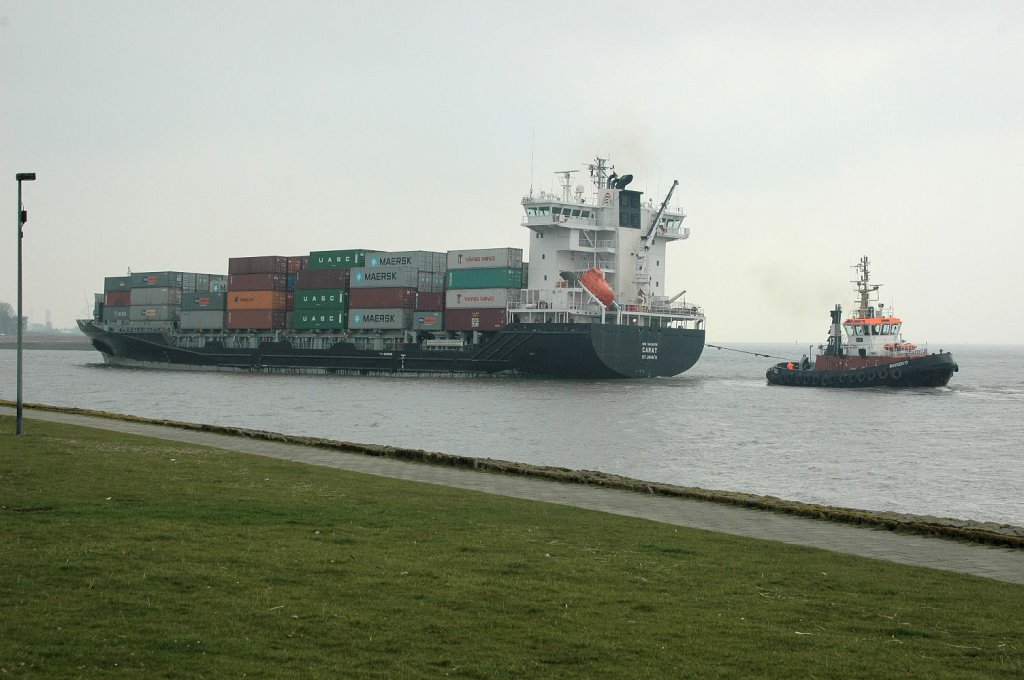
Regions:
[[3, 400, 1021, 549]]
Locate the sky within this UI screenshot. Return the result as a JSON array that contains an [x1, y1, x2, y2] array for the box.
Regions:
[[2, 0, 1022, 344]]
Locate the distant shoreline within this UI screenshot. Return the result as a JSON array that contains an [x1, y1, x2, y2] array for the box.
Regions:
[[0, 336, 92, 351]]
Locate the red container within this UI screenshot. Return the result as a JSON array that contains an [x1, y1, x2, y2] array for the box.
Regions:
[[104, 291, 131, 307], [287, 255, 309, 273], [443, 308, 507, 331], [225, 309, 287, 330], [286, 291, 294, 311], [349, 287, 417, 310], [229, 273, 289, 291], [228, 256, 288, 275], [415, 291, 443, 311], [295, 268, 351, 290]]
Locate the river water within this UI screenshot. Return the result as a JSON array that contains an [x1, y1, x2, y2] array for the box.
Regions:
[[2, 344, 1021, 526]]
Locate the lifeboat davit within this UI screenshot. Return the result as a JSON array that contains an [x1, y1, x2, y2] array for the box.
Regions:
[[579, 267, 615, 308]]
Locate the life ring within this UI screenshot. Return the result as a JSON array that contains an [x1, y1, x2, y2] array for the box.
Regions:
[[867, 371, 877, 381], [891, 368, 902, 380], [878, 369, 888, 380]]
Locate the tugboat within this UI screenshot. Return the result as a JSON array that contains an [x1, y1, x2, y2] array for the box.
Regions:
[[766, 256, 958, 388]]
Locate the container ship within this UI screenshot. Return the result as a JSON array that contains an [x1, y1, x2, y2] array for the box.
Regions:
[[78, 157, 706, 378]]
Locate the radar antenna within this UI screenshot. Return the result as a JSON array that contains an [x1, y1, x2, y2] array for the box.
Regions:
[[554, 169, 578, 203]]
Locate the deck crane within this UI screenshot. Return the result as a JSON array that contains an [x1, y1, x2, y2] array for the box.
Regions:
[[633, 179, 678, 304]]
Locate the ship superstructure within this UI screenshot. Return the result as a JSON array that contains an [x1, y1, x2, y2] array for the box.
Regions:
[[511, 156, 704, 332]]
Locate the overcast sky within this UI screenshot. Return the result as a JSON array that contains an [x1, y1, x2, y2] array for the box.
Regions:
[[2, 1, 1022, 344]]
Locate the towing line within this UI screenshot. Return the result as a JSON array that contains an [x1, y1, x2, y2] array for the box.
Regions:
[[705, 344, 790, 361]]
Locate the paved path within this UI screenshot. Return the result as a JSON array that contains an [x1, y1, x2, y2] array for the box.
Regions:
[[6, 406, 1023, 585]]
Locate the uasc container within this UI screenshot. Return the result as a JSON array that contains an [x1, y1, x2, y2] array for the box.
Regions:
[[308, 249, 377, 270], [292, 311, 347, 330], [294, 289, 349, 310]]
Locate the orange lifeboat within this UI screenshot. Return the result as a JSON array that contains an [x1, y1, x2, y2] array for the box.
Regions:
[[579, 267, 615, 308]]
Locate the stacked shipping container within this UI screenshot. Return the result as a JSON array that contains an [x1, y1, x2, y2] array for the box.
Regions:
[[226, 256, 291, 330], [347, 251, 445, 331], [100, 271, 226, 327], [444, 248, 523, 331]]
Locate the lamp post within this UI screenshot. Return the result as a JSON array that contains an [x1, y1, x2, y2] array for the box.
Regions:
[[15, 172, 36, 436]]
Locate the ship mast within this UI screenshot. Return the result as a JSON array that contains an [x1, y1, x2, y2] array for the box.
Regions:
[[853, 256, 881, 317]]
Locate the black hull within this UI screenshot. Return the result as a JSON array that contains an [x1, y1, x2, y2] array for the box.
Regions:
[[77, 320, 705, 379], [765, 352, 958, 388]]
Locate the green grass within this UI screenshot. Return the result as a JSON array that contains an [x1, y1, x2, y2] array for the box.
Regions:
[[1, 415, 1021, 678]]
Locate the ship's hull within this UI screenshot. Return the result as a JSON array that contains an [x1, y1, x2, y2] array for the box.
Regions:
[[765, 352, 958, 388], [77, 320, 705, 379]]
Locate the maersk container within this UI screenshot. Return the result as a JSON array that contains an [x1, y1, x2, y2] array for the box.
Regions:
[[131, 271, 184, 288], [225, 309, 286, 330], [366, 251, 446, 272], [227, 291, 287, 310], [292, 311, 347, 330], [308, 249, 377, 270], [228, 273, 289, 291], [228, 255, 288, 275], [350, 266, 420, 289], [348, 308, 412, 330], [295, 268, 350, 290], [415, 291, 443, 311], [179, 310, 225, 330], [181, 292, 227, 311], [446, 248, 522, 271], [445, 288, 520, 310], [128, 305, 178, 322], [101, 307, 130, 322], [413, 311, 444, 331], [349, 287, 417, 310], [104, 291, 131, 307], [104, 276, 131, 292], [130, 287, 182, 306], [210, 276, 229, 292], [447, 267, 523, 290], [443, 308, 508, 331]]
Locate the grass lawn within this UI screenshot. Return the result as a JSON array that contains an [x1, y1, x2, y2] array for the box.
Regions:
[[1, 415, 1021, 678]]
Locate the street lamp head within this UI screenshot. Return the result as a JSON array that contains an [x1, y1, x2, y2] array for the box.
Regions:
[[16, 173, 37, 181]]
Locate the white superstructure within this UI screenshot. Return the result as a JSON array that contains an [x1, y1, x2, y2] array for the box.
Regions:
[[511, 156, 703, 329]]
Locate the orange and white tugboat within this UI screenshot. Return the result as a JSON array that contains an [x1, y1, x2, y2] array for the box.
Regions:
[[766, 256, 958, 388]]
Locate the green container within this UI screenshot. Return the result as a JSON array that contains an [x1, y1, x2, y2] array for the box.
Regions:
[[447, 267, 523, 290], [294, 289, 349, 310], [308, 249, 378, 270], [291, 310, 347, 330]]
